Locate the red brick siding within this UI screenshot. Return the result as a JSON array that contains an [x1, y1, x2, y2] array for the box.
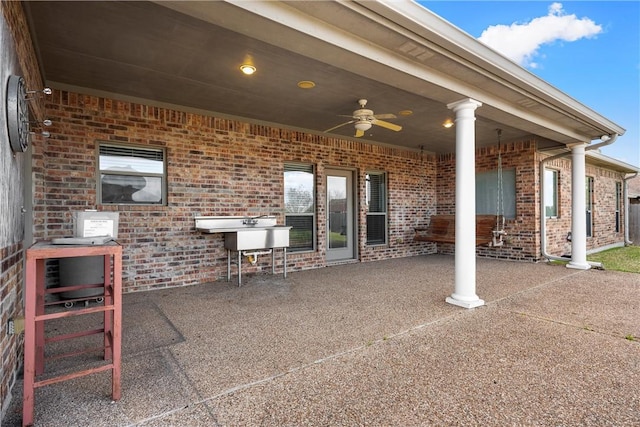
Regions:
[[541, 154, 626, 256], [1, 1, 46, 416], [0, 243, 24, 417], [38, 89, 438, 292], [0, 1, 45, 120], [36, 89, 632, 289], [542, 156, 573, 256], [436, 140, 541, 261]]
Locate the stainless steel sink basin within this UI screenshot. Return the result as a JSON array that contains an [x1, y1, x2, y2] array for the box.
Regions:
[[223, 226, 291, 251], [266, 225, 291, 248], [224, 229, 268, 251]]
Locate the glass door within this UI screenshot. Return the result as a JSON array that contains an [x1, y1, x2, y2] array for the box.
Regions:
[[326, 169, 355, 262]]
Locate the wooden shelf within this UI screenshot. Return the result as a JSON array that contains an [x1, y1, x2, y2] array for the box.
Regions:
[[22, 241, 122, 427]]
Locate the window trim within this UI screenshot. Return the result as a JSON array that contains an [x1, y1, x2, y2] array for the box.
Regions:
[[97, 141, 167, 206], [544, 168, 559, 218], [284, 162, 316, 253]]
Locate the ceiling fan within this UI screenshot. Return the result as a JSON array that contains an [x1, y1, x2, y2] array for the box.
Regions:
[[324, 99, 402, 137]]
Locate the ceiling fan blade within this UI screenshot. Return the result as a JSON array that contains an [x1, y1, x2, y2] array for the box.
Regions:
[[324, 120, 354, 133], [372, 119, 402, 132], [372, 113, 397, 120], [354, 129, 365, 138]]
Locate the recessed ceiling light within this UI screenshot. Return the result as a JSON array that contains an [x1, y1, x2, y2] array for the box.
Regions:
[[443, 119, 454, 128], [398, 110, 413, 116], [240, 64, 256, 75], [297, 80, 316, 89]]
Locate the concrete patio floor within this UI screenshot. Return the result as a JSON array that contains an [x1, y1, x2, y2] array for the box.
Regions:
[[4, 254, 640, 426]]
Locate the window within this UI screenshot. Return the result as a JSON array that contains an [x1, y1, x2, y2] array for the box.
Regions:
[[366, 172, 387, 245], [544, 169, 559, 217], [284, 163, 315, 252], [98, 143, 166, 205], [476, 169, 516, 219], [615, 182, 622, 233], [586, 176, 594, 237]]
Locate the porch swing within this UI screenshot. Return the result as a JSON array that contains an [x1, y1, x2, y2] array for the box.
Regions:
[[414, 129, 507, 246], [489, 129, 507, 247]]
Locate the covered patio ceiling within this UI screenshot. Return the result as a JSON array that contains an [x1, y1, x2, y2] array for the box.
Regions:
[[24, 1, 625, 154]]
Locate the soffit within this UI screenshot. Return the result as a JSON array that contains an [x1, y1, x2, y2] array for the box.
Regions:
[[24, 1, 623, 154]]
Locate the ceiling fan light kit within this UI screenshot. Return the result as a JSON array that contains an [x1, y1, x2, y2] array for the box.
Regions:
[[354, 120, 372, 131]]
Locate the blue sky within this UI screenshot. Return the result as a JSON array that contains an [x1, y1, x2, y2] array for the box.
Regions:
[[420, 1, 639, 167]]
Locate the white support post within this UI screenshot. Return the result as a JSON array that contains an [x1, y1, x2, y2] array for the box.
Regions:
[[445, 98, 485, 309], [567, 143, 591, 270]]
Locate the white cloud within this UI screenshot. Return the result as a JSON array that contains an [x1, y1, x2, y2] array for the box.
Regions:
[[478, 2, 602, 68]]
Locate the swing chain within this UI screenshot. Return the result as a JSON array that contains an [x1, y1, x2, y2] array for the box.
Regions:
[[496, 129, 504, 228], [491, 129, 507, 247]]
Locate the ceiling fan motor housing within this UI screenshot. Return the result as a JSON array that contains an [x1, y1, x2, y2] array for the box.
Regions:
[[353, 108, 374, 120]]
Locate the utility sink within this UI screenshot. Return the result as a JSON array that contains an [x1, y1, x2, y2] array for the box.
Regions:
[[194, 216, 292, 286], [223, 226, 292, 251]]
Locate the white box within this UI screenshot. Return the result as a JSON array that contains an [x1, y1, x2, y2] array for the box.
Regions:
[[73, 211, 119, 238]]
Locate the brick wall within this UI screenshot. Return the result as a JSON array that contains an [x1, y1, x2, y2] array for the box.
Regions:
[[37, 92, 628, 297], [38, 89, 438, 292], [0, 0, 48, 419], [435, 143, 628, 261], [585, 163, 626, 248], [541, 153, 627, 256], [0, 243, 23, 418], [436, 140, 541, 261], [629, 175, 640, 197]]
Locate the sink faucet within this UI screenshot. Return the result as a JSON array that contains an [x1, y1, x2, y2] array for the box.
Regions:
[[243, 214, 268, 225]]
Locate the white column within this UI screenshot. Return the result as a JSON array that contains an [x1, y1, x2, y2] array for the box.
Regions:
[[445, 98, 485, 309], [567, 143, 591, 270]]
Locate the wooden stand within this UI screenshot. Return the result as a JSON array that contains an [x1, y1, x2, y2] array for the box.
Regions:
[[22, 242, 122, 427]]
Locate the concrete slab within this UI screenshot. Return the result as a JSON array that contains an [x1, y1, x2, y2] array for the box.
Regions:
[[4, 255, 639, 426]]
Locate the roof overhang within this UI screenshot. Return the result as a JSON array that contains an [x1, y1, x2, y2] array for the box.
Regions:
[[24, 0, 626, 154]]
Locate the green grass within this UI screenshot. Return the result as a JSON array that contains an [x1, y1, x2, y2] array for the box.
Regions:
[[588, 246, 640, 273], [329, 232, 347, 247]]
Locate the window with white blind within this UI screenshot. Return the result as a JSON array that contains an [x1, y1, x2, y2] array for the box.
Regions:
[[615, 182, 622, 232], [544, 169, 559, 218], [476, 168, 516, 219], [586, 176, 594, 237], [366, 172, 387, 245], [284, 163, 315, 252], [98, 142, 166, 205]]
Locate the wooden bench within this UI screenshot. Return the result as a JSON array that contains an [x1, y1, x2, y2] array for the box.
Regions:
[[414, 214, 502, 246]]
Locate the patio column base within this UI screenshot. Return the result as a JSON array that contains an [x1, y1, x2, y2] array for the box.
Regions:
[[567, 262, 591, 270], [446, 295, 485, 309]]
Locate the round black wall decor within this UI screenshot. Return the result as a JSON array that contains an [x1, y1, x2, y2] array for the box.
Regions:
[[6, 75, 30, 153]]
